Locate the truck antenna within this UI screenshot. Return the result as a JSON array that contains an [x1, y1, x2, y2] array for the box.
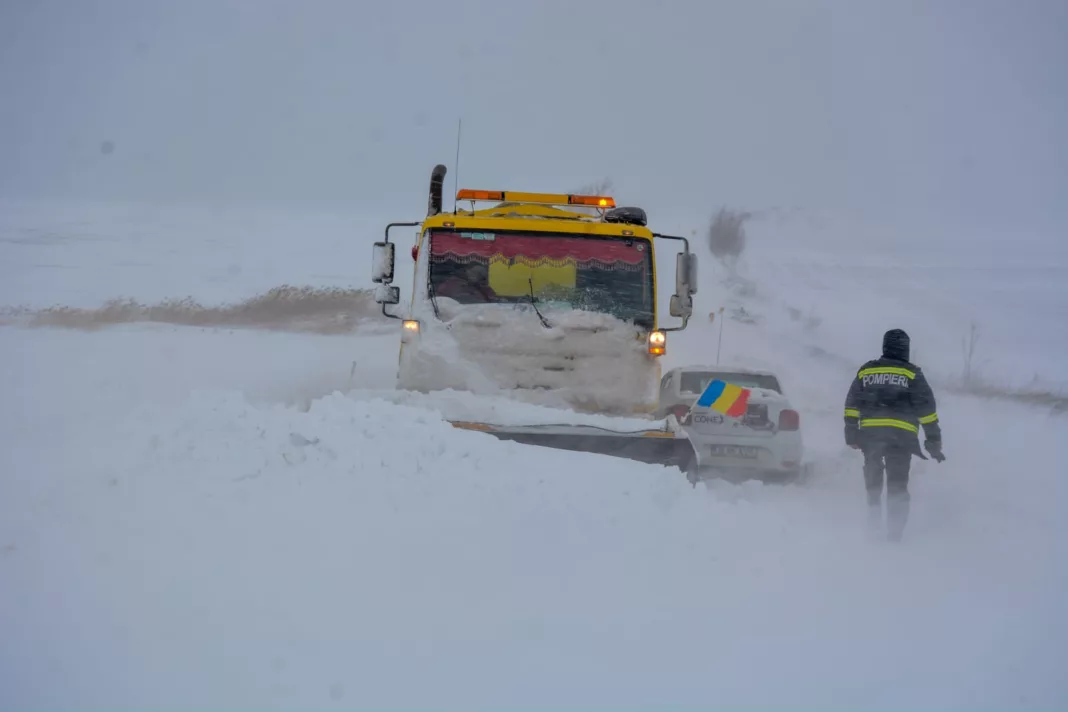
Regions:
[[452, 117, 462, 213]]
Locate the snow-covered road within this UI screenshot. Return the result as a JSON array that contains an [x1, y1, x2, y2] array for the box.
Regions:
[[1, 201, 1065, 708]]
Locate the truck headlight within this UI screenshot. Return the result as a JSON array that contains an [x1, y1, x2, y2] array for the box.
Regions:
[[402, 319, 420, 343]]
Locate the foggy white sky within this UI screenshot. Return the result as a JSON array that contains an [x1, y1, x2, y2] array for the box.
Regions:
[[1, 0, 1065, 235]]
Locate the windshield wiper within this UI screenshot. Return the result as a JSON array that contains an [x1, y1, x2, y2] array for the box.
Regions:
[[527, 277, 552, 329], [426, 275, 441, 319]]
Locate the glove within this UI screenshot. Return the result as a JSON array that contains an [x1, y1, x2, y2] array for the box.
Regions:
[[925, 440, 946, 462]]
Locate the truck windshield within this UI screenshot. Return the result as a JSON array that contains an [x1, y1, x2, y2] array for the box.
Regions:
[[428, 229, 654, 327]]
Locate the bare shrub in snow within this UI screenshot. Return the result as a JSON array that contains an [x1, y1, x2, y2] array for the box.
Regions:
[[787, 305, 822, 332], [575, 177, 614, 197], [943, 321, 1067, 413], [21, 285, 385, 334], [953, 321, 988, 389], [962, 321, 980, 387], [707, 207, 751, 268]]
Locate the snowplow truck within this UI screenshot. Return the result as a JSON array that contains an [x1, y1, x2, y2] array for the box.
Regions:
[[371, 163, 701, 472]]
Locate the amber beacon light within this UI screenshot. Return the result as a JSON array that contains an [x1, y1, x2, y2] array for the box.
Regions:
[[648, 330, 666, 356]]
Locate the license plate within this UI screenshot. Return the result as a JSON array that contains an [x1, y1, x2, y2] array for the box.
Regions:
[[708, 444, 760, 459]]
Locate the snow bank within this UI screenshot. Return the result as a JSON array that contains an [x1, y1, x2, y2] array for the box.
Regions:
[[2, 324, 1066, 708]]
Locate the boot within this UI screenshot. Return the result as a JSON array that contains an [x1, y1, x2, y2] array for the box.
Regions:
[[886, 488, 910, 542], [866, 502, 882, 537]]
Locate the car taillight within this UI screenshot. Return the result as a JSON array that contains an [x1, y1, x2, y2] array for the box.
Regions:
[[778, 409, 800, 431], [670, 404, 692, 425]]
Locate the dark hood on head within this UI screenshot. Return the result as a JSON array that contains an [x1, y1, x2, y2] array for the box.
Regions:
[[882, 328, 910, 361]]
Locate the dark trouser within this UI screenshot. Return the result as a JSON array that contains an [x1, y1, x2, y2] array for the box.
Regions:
[[861, 437, 913, 538]]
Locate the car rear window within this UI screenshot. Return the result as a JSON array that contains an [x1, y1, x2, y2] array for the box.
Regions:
[[679, 371, 782, 394]]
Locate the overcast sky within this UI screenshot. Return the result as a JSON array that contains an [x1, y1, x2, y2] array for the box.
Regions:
[[1, 0, 1065, 235]]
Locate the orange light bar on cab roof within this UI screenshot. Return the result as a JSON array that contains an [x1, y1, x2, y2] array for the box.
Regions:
[[456, 189, 504, 201], [568, 194, 615, 208], [454, 189, 615, 209]]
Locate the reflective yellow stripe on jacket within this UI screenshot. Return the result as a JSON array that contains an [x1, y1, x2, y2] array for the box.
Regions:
[[919, 413, 938, 424], [859, 418, 918, 433], [844, 408, 860, 418]]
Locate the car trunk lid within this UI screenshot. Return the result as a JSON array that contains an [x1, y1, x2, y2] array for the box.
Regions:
[[677, 388, 791, 440]]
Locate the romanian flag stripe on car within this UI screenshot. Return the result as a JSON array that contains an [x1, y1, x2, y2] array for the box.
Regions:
[[696, 379, 751, 417]]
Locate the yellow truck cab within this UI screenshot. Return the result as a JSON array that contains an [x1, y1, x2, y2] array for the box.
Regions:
[[370, 164, 700, 470]]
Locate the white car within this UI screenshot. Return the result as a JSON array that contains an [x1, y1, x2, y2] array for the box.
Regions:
[[657, 365, 806, 482]]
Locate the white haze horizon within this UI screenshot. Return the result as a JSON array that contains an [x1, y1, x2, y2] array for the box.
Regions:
[[2, 0, 1066, 241]]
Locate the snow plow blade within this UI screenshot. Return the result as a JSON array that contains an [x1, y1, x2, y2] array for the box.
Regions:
[[449, 421, 699, 473]]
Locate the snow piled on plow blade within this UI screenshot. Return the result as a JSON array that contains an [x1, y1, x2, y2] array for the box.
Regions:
[[357, 386, 667, 430], [348, 386, 698, 472], [388, 301, 694, 469], [399, 301, 662, 416], [450, 420, 698, 472]]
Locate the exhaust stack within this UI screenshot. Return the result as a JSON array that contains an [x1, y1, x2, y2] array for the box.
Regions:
[[428, 164, 447, 217]]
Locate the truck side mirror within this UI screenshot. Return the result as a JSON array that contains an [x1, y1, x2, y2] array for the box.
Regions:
[[675, 252, 698, 296], [375, 283, 400, 305], [669, 293, 692, 318], [372, 241, 395, 284]]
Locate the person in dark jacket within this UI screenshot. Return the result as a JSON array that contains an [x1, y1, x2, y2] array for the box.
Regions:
[[844, 328, 945, 541], [436, 262, 498, 304]]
